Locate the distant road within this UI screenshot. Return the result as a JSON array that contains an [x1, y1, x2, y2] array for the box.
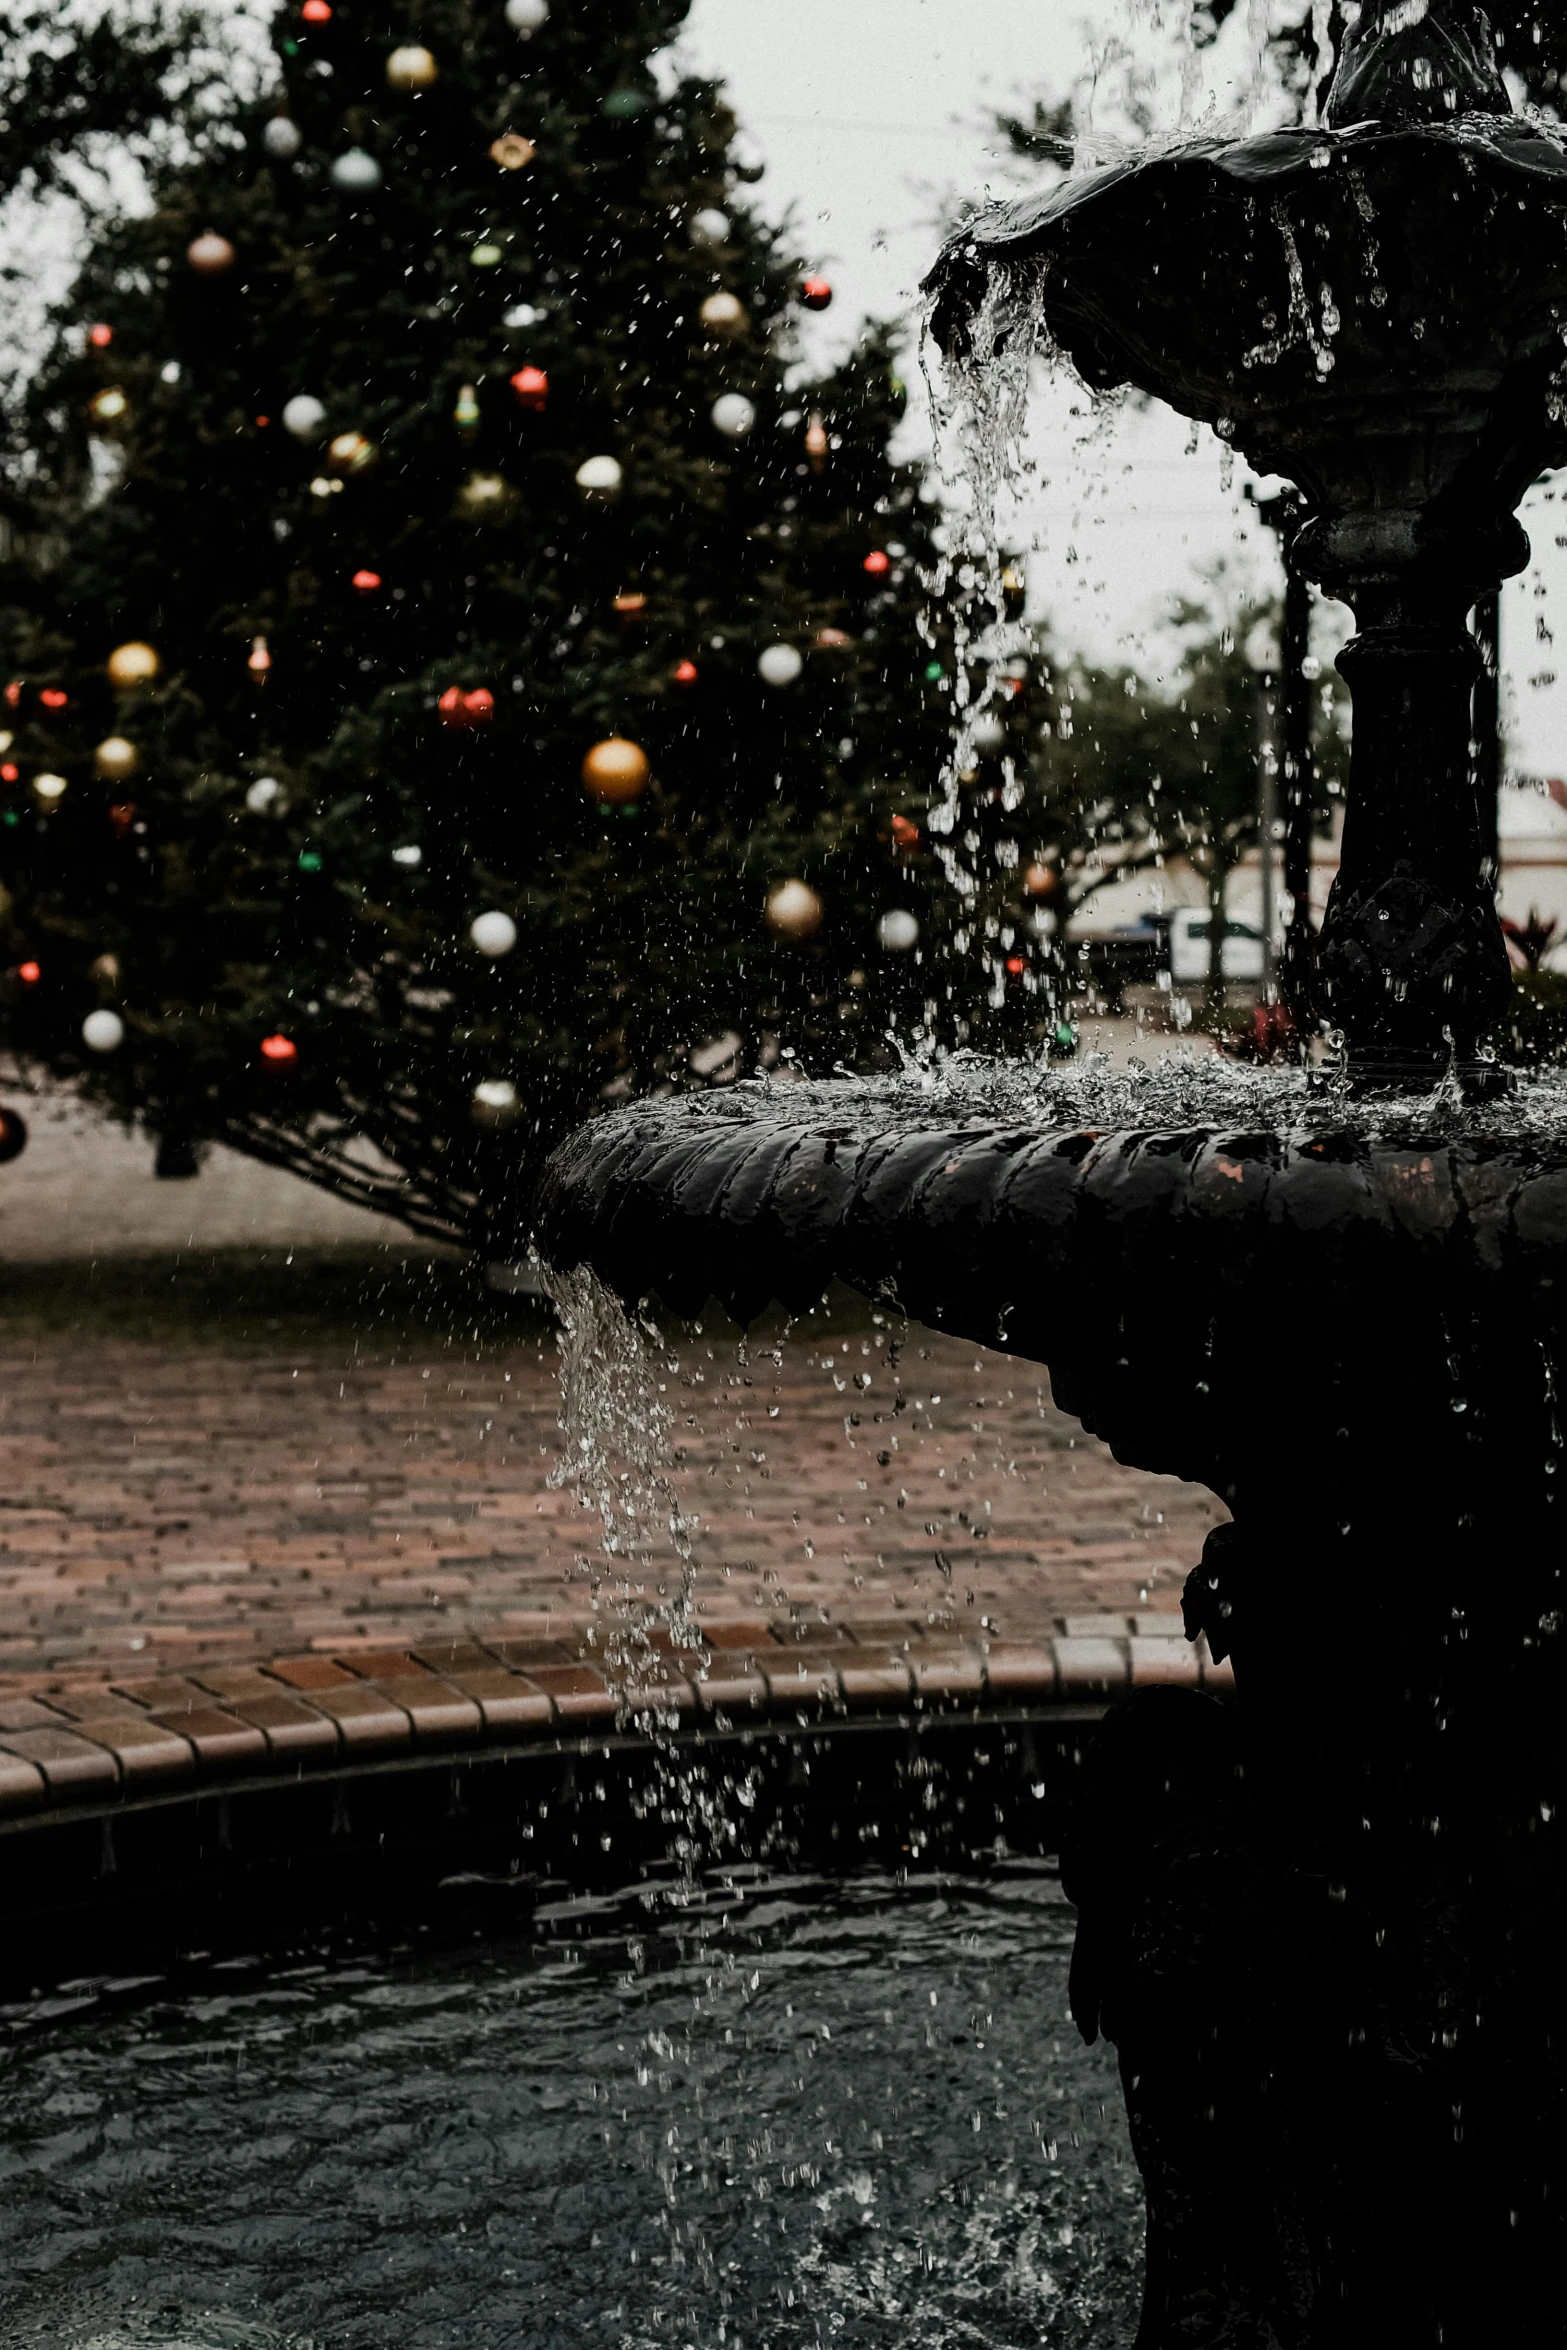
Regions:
[[0, 1079, 413, 1261]]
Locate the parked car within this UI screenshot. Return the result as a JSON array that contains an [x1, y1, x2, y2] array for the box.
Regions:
[[1167, 907, 1266, 984], [1077, 922, 1165, 1009]]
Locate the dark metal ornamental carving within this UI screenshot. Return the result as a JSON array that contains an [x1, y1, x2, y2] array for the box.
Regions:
[[542, 5, 1567, 2343]]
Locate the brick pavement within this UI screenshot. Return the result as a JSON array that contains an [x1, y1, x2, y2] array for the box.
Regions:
[[0, 1253, 1224, 1694]]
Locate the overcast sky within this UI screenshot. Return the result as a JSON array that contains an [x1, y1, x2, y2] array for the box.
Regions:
[[678, 0, 1567, 795]]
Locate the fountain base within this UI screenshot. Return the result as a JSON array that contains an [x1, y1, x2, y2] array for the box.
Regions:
[[1071, 1537, 1567, 2349]]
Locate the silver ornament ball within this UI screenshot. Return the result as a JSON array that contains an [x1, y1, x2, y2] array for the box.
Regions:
[[758, 643, 803, 688], [711, 393, 757, 439], [470, 911, 518, 957], [331, 148, 383, 193], [282, 394, 327, 440], [82, 1009, 125, 1054]]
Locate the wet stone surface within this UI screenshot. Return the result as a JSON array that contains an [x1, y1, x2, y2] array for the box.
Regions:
[[0, 1868, 1139, 2349]]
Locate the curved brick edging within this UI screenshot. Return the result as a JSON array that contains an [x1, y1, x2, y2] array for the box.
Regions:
[[0, 1611, 1229, 1821]]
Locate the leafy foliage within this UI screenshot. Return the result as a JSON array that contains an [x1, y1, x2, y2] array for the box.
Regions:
[[0, 0, 1053, 1252]]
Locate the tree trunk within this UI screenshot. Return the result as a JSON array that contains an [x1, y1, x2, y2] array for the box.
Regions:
[[1205, 865, 1230, 1021]]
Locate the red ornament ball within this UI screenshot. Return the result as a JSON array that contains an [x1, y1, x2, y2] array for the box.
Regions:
[[801, 276, 834, 311], [88, 324, 113, 349], [39, 689, 67, 710], [890, 814, 921, 852], [260, 1033, 298, 1065], [0, 1105, 27, 1164], [510, 366, 549, 411], [352, 568, 383, 593], [672, 660, 699, 686], [17, 962, 40, 985], [438, 686, 495, 729], [301, 0, 332, 20], [863, 549, 891, 577]]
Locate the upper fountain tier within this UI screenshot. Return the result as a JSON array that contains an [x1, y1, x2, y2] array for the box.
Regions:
[[925, 0, 1567, 604]]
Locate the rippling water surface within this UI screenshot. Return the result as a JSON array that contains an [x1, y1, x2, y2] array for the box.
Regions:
[[0, 1868, 1138, 2349]]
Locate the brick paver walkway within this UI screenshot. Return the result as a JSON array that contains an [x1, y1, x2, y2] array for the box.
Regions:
[[0, 1254, 1222, 1693]]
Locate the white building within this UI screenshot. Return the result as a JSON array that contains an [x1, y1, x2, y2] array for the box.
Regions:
[[1068, 781, 1567, 973]]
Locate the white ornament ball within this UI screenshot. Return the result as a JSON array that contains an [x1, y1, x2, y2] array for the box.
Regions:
[[969, 711, 1008, 757], [877, 909, 920, 953], [263, 117, 302, 158], [691, 208, 731, 247], [470, 910, 518, 957], [392, 844, 423, 867], [331, 148, 382, 193], [282, 394, 327, 441], [506, 0, 549, 28], [245, 776, 283, 813], [711, 393, 756, 440], [758, 643, 803, 688], [82, 1009, 125, 1053], [576, 454, 624, 501]]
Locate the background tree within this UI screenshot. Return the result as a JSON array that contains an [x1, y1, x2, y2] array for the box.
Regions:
[[0, 2, 215, 208], [0, 0, 1074, 1252]]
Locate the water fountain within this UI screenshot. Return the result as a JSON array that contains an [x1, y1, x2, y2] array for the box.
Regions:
[[536, 6, 1567, 2341]]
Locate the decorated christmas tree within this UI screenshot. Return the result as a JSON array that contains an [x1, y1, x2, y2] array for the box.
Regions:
[[0, 0, 1057, 1252]]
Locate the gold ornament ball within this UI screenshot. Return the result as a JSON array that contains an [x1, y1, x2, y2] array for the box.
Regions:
[[89, 387, 129, 427], [700, 291, 749, 338], [1023, 862, 1057, 900], [90, 952, 121, 990], [766, 879, 824, 940], [454, 470, 518, 523], [107, 641, 160, 689], [328, 429, 376, 474], [581, 738, 650, 804], [490, 133, 536, 171], [94, 735, 139, 782], [187, 232, 236, 276], [31, 772, 67, 806], [386, 43, 438, 89]]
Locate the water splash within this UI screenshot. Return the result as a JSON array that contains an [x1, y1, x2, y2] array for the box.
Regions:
[[579, 1045, 1567, 1149]]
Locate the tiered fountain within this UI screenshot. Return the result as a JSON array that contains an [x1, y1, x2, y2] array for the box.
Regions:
[[540, 6, 1567, 2341]]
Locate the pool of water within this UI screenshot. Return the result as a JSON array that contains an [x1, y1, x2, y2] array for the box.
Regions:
[[0, 1865, 1141, 2349]]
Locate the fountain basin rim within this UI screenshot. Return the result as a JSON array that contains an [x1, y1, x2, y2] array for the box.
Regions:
[[535, 1090, 1567, 1339], [931, 112, 1567, 284]]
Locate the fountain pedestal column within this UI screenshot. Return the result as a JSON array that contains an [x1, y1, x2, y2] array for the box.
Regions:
[[1292, 522, 1522, 1080]]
